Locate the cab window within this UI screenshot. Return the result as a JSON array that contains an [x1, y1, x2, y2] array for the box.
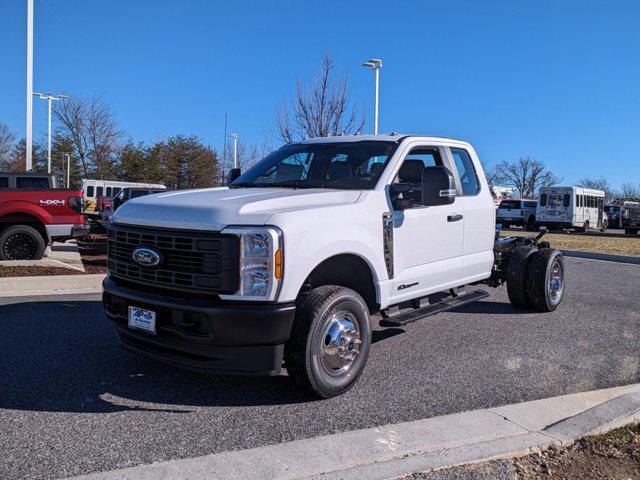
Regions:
[[393, 147, 443, 207], [450, 148, 479, 195], [16, 177, 48, 189]]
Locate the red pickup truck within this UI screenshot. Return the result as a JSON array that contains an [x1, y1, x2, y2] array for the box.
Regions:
[[0, 172, 89, 260]]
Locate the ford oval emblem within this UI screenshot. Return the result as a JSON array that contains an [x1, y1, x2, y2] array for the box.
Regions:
[[132, 247, 161, 267]]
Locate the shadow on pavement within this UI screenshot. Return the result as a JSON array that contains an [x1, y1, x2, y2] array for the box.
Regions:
[[453, 300, 525, 315], [0, 299, 317, 414]]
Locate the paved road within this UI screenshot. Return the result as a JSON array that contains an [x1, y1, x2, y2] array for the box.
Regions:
[[503, 226, 631, 237], [1, 257, 639, 480]]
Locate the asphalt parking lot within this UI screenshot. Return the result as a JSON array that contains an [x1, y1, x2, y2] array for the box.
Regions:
[[1, 257, 639, 480]]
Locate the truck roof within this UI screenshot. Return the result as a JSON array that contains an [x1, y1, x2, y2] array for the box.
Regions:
[[294, 134, 471, 146]]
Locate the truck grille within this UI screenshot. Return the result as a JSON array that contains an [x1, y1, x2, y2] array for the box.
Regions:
[[107, 224, 240, 294]]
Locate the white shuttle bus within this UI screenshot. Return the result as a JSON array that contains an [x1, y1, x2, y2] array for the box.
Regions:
[[537, 186, 606, 232], [81, 179, 166, 214]]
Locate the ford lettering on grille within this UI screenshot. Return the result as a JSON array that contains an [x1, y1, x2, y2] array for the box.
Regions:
[[132, 247, 161, 267]]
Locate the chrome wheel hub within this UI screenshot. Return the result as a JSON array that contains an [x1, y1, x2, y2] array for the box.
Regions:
[[320, 313, 361, 377], [548, 260, 563, 300]]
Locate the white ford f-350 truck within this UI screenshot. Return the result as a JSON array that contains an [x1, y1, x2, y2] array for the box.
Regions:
[[103, 134, 565, 398]]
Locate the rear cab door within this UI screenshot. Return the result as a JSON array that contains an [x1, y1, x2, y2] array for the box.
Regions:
[[446, 145, 495, 282]]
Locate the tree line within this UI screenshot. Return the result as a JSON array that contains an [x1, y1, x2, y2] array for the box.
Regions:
[[1, 53, 638, 200], [0, 95, 263, 190]]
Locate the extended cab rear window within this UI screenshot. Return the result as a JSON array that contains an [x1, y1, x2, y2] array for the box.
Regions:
[[16, 177, 49, 189], [450, 148, 480, 195], [499, 200, 520, 209]]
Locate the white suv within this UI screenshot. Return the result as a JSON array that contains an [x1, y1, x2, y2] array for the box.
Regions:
[[103, 135, 565, 397]]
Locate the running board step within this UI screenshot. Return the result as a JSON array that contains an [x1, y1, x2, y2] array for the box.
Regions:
[[379, 290, 490, 327]]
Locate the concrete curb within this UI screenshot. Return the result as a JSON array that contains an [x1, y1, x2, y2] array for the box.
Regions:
[[0, 240, 86, 272], [0, 273, 105, 298], [561, 249, 640, 265], [64, 383, 640, 480]]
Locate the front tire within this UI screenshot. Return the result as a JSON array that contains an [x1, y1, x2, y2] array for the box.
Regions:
[[526, 249, 565, 312], [0, 225, 46, 260], [284, 286, 372, 398]]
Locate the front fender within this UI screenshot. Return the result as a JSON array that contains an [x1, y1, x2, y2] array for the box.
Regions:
[[278, 237, 386, 304]]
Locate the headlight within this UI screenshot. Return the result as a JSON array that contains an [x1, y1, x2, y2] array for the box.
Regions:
[[220, 226, 283, 301]]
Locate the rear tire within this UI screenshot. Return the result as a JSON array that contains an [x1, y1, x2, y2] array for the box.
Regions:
[[284, 286, 372, 398], [525, 216, 537, 231], [526, 249, 565, 312], [0, 224, 46, 260], [507, 246, 536, 309]]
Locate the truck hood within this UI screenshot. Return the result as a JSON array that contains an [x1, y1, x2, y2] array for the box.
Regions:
[[111, 187, 362, 231]]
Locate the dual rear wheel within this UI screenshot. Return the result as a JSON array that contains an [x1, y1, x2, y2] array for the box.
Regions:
[[507, 246, 565, 312]]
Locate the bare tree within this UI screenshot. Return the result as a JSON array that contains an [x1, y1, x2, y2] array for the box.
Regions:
[[618, 182, 640, 202], [53, 95, 122, 178], [479, 158, 498, 187], [275, 53, 364, 143], [493, 156, 562, 198], [577, 177, 614, 202], [0, 123, 16, 168]]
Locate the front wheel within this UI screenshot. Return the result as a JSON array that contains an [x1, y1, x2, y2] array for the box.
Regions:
[[284, 286, 372, 398], [526, 249, 565, 312]]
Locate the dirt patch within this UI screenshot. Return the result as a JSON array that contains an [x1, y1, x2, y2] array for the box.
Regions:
[[515, 423, 640, 479], [407, 424, 639, 479], [0, 265, 85, 277], [76, 234, 108, 274], [502, 230, 640, 257]]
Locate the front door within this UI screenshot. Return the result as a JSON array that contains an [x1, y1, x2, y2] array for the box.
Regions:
[[388, 146, 464, 304]]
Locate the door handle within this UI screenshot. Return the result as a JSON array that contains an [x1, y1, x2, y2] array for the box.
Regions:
[[447, 214, 463, 222]]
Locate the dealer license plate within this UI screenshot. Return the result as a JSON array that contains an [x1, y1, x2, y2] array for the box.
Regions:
[[128, 306, 156, 334]]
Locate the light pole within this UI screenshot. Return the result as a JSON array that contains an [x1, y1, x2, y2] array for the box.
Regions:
[[26, 0, 34, 171], [362, 58, 383, 134], [34, 92, 69, 173], [228, 133, 238, 169], [65, 153, 71, 188]]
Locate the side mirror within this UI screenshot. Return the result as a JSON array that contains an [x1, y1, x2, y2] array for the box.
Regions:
[[227, 168, 242, 185], [422, 166, 456, 206]]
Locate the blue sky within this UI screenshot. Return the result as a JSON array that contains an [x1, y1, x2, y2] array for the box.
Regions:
[[1, 0, 639, 187]]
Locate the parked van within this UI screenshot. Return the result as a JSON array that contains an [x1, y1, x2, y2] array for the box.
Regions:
[[81, 179, 166, 215], [537, 186, 606, 232]]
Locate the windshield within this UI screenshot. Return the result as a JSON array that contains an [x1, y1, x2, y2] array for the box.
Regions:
[[546, 194, 564, 207], [231, 141, 397, 190]]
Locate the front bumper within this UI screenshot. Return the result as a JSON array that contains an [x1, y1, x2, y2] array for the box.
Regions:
[[102, 277, 296, 375], [72, 223, 90, 238], [537, 220, 573, 229]]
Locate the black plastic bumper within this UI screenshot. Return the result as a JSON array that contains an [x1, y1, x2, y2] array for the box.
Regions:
[[72, 224, 91, 238], [537, 221, 573, 229], [102, 277, 296, 376]]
